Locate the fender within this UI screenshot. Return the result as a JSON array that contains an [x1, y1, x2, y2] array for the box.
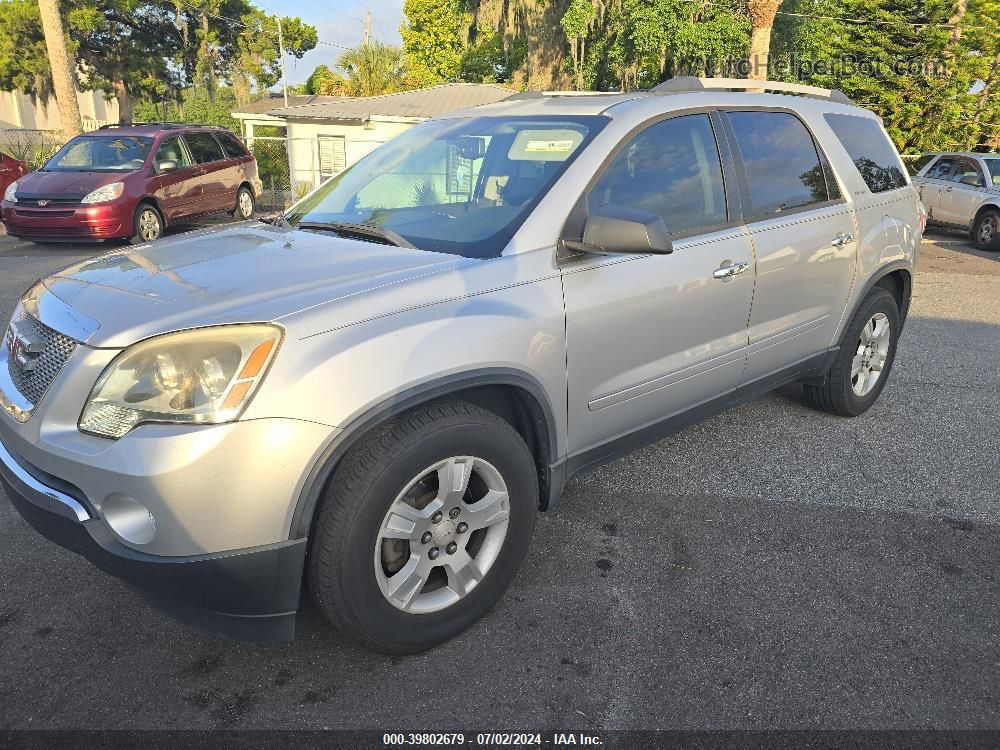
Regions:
[[287, 367, 561, 540], [857, 259, 914, 328]]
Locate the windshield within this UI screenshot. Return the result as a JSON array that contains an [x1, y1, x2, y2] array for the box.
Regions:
[[985, 159, 1000, 186], [44, 135, 153, 172], [285, 115, 607, 258]]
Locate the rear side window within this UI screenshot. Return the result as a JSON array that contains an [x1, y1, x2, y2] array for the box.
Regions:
[[588, 113, 727, 235], [216, 131, 249, 158], [184, 132, 226, 163], [727, 111, 832, 215], [824, 113, 907, 193], [985, 159, 1000, 186], [948, 158, 984, 187]]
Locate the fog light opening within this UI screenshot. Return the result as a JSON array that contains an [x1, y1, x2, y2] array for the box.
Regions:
[[102, 493, 157, 545]]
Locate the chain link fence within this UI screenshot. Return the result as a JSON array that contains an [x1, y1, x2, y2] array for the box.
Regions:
[[0, 129, 62, 170]]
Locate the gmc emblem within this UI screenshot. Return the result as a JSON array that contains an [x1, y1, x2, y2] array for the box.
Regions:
[[5, 321, 44, 372]]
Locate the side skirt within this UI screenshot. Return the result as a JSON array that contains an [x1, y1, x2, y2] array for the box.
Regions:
[[544, 348, 838, 507]]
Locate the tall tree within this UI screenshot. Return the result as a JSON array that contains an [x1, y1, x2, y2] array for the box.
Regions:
[[560, 0, 596, 90], [36, 0, 82, 135], [746, 0, 782, 79], [400, 0, 468, 85], [336, 42, 408, 96]]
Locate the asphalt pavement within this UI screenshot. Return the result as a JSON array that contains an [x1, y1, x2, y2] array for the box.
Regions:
[[0, 224, 998, 730]]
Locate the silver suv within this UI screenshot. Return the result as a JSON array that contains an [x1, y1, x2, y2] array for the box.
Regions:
[[0, 78, 922, 654], [912, 152, 1000, 251]]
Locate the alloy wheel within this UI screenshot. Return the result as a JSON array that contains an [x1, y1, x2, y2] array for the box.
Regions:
[[238, 190, 254, 218], [137, 208, 161, 242], [978, 215, 997, 245], [851, 312, 891, 397], [374, 456, 511, 614]]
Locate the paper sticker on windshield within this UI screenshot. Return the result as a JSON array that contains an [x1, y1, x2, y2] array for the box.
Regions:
[[508, 129, 585, 161], [524, 140, 576, 153]]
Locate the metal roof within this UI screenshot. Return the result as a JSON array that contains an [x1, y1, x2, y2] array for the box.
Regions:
[[264, 83, 515, 121]]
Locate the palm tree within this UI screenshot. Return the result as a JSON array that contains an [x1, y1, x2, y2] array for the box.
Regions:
[[36, 0, 81, 136], [746, 0, 783, 81], [337, 42, 407, 97]]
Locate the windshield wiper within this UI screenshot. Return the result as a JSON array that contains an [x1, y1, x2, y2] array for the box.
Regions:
[[297, 220, 414, 249]]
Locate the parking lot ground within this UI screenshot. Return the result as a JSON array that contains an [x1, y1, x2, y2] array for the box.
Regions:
[[0, 227, 998, 730]]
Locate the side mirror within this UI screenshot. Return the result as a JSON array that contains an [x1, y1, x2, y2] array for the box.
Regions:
[[563, 204, 674, 256], [157, 159, 178, 174], [959, 174, 982, 187]]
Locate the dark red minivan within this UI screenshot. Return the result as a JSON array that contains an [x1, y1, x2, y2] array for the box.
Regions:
[[0, 124, 262, 244], [0, 151, 28, 205]]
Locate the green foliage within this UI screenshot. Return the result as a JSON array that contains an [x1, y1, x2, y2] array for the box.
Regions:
[[400, 0, 468, 84], [0, 0, 52, 97], [335, 42, 409, 96], [305, 64, 347, 95], [561, 0, 596, 40], [458, 33, 526, 84], [133, 86, 240, 129]]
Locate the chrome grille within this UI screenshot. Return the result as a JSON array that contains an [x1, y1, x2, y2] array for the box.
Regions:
[[5, 313, 77, 407]]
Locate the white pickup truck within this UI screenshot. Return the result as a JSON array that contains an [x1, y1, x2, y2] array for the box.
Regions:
[[913, 152, 1000, 251]]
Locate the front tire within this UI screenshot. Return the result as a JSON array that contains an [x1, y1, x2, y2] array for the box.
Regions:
[[308, 400, 538, 654], [804, 287, 900, 417], [129, 203, 163, 245], [971, 208, 1000, 251]]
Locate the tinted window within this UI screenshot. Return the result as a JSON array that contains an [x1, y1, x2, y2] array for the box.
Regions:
[[588, 114, 727, 235], [824, 113, 906, 193], [728, 111, 830, 215], [949, 158, 983, 186], [184, 132, 226, 163], [925, 156, 956, 180], [154, 136, 192, 169], [216, 131, 249, 158]]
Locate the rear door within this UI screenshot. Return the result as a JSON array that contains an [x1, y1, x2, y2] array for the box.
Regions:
[[150, 136, 201, 221], [722, 109, 855, 382], [937, 157, 987, 227], [182, 131, 230, 212], [561, 112, 755, 456]]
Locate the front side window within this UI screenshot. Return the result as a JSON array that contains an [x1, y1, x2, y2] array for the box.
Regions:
[[184, 132, 226, 164], [925, 156, 956, 180], [286, 115, 606, 258], [949, 158, 984, 187], [154, 137, 192, 170], [727, 111, 831, 215], [44, 135, 153, 172], [824, 113, 907, 193], [587, 113, 727, 236], [985, 159, 1000, 186]]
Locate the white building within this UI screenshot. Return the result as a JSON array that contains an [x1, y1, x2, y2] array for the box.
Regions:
[[0, 89, 119, 131], [231, 84, 514, 190]]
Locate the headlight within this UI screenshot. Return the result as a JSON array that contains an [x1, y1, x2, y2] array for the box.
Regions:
[[3, 180, 16, 202], [79, 324, 282, 439], [81, 182, 125, 204]]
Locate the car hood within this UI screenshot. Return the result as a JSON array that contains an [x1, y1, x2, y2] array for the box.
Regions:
[[12, 169, 134, 199], [40, 223, 472, 348]]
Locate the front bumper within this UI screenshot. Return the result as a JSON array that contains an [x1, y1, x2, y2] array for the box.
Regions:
[[0, 436, 306, 640], [0, 201, 131, 241]]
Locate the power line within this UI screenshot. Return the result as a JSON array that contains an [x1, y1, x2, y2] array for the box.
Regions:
[[175, 0, 353, 50]]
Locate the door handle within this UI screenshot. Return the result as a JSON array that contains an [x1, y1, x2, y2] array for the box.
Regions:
[[713, 261, 750, 279], [830, 232, 854, 247]]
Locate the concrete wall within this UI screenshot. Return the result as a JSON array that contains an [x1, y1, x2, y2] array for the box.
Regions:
[[282, 118, 417, 190], [0, 89, 120, 132]]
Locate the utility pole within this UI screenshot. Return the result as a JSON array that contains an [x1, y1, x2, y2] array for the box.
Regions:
[[277, 14, 289, 108], [363, 9, 371, 45]]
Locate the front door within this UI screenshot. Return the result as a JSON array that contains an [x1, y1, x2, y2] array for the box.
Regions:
[[722, 110, 856, 382], [561, 112, 754, 458], [917, 155, 958, 223], [937, 157, 987, 228]]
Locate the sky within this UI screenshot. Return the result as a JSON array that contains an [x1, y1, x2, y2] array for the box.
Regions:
[[254, 0, 405, 84]]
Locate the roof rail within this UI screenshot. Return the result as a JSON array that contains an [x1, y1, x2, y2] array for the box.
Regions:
[[503, 90, 619, 101], [652, 76, 853, 105], [97, 122, 220, 130]]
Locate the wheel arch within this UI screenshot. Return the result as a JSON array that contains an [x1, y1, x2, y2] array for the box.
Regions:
[[972, 202, 1000, 232], [859, 261, 913, 327], [288, 368, 561, 541], [135, 196, 166, 228]]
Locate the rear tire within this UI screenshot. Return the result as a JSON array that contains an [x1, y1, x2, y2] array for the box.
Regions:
[[129, 203, 163, 245], [803, 287, 900, 417], [308, 400, 538, 654], [232, 186, 255, 220], [971, 208, 1000, 251]]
